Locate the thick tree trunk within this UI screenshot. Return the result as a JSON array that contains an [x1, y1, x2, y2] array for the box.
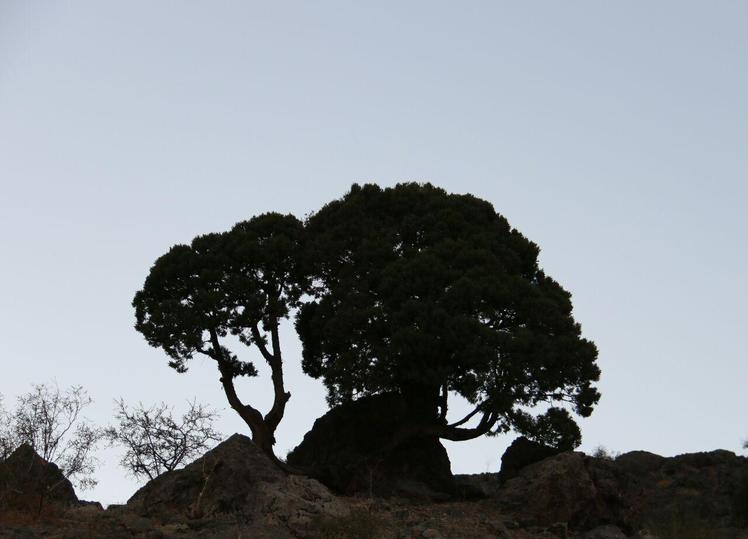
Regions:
[[401, 383, 441, 423]]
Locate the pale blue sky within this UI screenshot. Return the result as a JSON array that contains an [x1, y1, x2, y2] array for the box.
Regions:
[[1, 1, 746, 504]]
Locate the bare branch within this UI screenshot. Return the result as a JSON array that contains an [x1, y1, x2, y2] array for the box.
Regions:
[[106, 398, 222, 481], [2, 384, 103, 490]]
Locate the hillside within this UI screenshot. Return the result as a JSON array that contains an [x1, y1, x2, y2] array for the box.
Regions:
[[1, 435, 747, 538]]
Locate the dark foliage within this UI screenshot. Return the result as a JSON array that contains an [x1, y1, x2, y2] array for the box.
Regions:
[[133, 213, 308, 457], [298, 183, 600, 445]]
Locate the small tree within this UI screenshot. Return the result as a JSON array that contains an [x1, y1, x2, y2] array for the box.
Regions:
[[133, 213, 309, 461], [0, 396, 13, 460], [106, 399, 222, 480], [1, 384, 102, 490]]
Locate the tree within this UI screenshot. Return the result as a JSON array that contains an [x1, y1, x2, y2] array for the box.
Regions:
[[106, 399, 222, 480], [0, 396, 13, 461], [133, 213, 308, 460], [0, 384, 102, 489], [297, 183, 600, 448]]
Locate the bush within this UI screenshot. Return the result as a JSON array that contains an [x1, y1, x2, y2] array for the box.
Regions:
[[0, 384, 102, 489], [591, 445, 619, 460], [105, 398, 221, 480]]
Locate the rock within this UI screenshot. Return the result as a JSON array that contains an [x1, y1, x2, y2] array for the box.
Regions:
[[0, 444, 78, 511], [483, 517, 512, 538], [628, 449, 748, 531], [286, 393, 454, 499], [613, 451, 665, 475], [582, 525, 628, 539], [499, 436, 563, 482], [126, 433, 349, 535], [495, 447, 748, 534], [255, 474, 349, 536], [124, 515, 154, 533], [77, 499, 104, 509], [421, 528, 443, 538], [454, 473, 500, 499], [548, 521, 568, 538], [497, 452, 597, 528]]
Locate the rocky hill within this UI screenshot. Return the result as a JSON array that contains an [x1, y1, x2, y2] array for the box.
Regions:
[[1, 435, 747, 538]]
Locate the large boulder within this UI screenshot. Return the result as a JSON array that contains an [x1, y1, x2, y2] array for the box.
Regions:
[[286, 393, 454, 499], [497, 452, 602, 528], [498, 436, 563, 482], [0, 444, 79, 511], [126, 434, 349, 536], [623, 449, 748, 531], [494, 447, 748, 534]]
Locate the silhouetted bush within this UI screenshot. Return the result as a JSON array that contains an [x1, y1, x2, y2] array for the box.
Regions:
[[106, 398, 221, 480], [0, 384, 102, 490]]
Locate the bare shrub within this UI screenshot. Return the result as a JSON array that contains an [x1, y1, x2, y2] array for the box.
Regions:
[[0, 396, 13, 460], [591, 445, 620, 461], [106, 398, 221, 480], [0, 384, 102, 490]]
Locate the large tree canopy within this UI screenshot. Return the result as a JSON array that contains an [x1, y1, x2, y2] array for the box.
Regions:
[[133, 213, 308, 458], [297, 183, 600, 447]]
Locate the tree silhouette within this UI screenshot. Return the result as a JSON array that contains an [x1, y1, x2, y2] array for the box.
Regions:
[[106, 399, 221, 480], [133, 213, 308, 460], [0, 384, 102, 489], [297, 183, 600, 448]]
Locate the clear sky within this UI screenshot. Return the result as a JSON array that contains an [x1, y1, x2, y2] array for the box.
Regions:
[[1, 1, 746, 505]]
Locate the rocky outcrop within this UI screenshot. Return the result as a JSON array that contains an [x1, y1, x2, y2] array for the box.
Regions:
[[0, 444, 78, 511], [497, 452, 606, 529], [624, 449, 748, 531], [498, 436, 563, 482], [287, 393, 454, 499], [126, 434, 349, 537], [494, 448, 748, 534]]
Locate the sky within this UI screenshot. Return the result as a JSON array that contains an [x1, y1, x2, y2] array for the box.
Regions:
[[1, 1, 746, 505]]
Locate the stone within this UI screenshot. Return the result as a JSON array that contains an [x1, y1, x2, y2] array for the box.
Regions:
[[483, 517, 512, 538], [613, 451, 665, 476], [0, 444, 79, 511], [493, 446, 748, 534], [286, 393, 454, 499], [498, 436, 563, 482], [582, 525, 628, 539], [453, 473, 500, 499], [548, 521, 568, 538], [497, 452, 596, 528], [126, 433, 349, 535]]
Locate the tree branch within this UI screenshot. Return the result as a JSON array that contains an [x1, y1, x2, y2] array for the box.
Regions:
[[447, 403, 484, 429], [250, 325, 275, 365], [208, 329, 265, 435], [435, 411, 499, 441]]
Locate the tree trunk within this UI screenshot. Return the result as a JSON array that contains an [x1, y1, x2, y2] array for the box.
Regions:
[[401, 383, 441, 423]]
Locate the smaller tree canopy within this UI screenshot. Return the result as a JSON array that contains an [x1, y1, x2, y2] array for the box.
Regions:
[[106, 399, 222, 481], [133, 213, 309, 458]]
